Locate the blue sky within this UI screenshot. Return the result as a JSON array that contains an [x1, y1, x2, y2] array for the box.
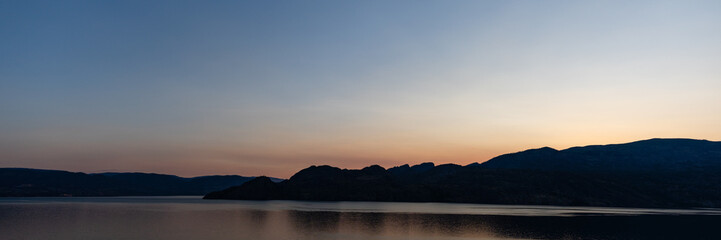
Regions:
[[1, 0, 720, 177]]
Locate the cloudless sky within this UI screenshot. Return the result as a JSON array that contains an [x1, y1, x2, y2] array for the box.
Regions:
[[1, 0, 720, 177]]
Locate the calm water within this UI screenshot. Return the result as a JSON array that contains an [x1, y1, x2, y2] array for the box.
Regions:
[[2, 197, 721, 240]]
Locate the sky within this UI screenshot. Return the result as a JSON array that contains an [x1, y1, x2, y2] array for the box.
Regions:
[[1, 0, 720, 178]]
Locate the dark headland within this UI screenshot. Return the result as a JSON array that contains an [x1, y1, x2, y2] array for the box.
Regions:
[[204, 138, 721, 208], [0, 169, 282, 197]]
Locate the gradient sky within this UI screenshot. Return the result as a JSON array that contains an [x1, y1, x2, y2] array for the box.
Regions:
[[1, 0, 720, 178]]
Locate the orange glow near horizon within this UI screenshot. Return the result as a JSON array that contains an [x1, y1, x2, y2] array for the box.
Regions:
[[3, 132, 719, 178]]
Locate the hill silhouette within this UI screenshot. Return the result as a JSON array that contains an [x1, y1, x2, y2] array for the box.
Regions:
[[0, 168, 280, 197], [205, 138, 721, 208]]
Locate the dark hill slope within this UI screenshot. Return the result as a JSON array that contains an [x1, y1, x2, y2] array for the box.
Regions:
[[482, 138, 721, 172], [0, 168, 266, 197], [205, 138, 721, 208]]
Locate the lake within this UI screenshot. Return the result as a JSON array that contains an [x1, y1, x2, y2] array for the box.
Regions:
[[1, 196, 721, 240]]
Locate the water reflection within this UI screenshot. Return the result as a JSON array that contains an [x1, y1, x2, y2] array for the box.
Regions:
[[285, 211, 721, 240], [1, 197, 721, 240]]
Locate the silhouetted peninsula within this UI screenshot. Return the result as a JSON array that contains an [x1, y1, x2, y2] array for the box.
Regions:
[[205, 138, 721, 208], [0, 169, 281, 197]]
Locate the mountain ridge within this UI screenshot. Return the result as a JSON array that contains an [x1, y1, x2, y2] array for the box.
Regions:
[[205, 138, 721, 208], [0, 168, 282, 197], [481, 138, 721, 172]]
